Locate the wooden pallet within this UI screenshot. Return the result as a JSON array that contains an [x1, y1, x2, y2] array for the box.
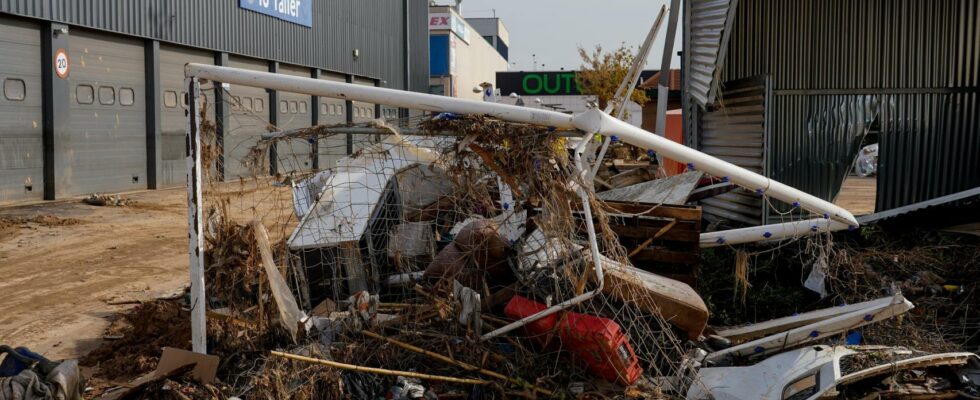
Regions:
[[587, 201, 702, 285]]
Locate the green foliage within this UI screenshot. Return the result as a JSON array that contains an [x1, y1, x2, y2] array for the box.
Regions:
[[575, 44, 650, 116]]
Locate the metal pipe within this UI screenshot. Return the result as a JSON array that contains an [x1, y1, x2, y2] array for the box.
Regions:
[[184, 77, 207, 353], [184, 64, 859, 226], [573, 109, 860, 226], [655, 0, 681, 139], [259, 126, 581, 140], [186, 64, 576, 129], [589, 6, 668, 179], [615, 6, 666, 119], [700, 218, 851, 248], [607, 5, 667, 115]]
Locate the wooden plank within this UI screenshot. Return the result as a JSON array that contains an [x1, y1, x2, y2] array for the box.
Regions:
[[598, 171, 704, 205], [606, 166, 657, 189], [600, 201, 702, 221], [608, 223, 700, 242], [687, 182, 736, 202]]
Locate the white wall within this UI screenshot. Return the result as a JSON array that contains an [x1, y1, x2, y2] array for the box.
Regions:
[[450, 33, 509, 100]]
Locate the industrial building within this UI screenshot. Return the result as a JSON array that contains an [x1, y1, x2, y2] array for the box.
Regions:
[[0, 0, 429, 204], [683, 0, 980, 225], [428, 4, 509, 99]]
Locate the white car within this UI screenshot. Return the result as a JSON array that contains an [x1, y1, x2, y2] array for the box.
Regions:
[[684, 292, 980, 399], [688, 345, 980, 399]]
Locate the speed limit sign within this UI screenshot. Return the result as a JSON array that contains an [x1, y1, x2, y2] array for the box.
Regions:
[[54, 48, 69, 79]]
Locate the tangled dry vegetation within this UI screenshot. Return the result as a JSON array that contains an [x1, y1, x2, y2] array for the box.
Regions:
[[699, 226, 980, 354]]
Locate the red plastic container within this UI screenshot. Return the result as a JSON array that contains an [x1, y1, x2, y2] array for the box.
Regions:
[[504, 295, 643, 385]]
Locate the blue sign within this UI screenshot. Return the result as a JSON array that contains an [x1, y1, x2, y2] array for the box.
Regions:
[[240, 0, 312, 27]]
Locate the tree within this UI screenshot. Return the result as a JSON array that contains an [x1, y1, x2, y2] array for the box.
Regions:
[[575, 44, 650, 119]]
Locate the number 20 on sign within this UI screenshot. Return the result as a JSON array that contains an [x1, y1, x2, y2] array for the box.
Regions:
[[55, 48, 70, 79]]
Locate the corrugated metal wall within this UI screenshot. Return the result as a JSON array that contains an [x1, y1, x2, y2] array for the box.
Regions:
[[685, 0, 737, 107], [0, 0, 429, 91], [407, 0, 429, 93], [693, 0, 980, 212], [697, 77, 769, 225]]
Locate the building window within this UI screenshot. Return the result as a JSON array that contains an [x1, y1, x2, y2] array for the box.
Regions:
[[497, 40, 509, 61], [429, 84, 446, 96], [76, 85, 94, 104], [254, 98, 264, 112], [3, 78, 26, 101], [119, 87, 135, 106], [163, 90, 178, 108], [98, 86, 115, 105], [299, 101, 308, 114], [242, 97, 253, 111]]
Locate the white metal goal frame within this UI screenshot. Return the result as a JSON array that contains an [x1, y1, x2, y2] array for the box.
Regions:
[[182, 64, 858, 353]]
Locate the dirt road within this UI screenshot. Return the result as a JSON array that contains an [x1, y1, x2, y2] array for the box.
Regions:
[[0, 182, 293, 361]]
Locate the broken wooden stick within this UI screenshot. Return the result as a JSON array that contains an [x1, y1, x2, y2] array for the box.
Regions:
[[269, 351, 488, 385], [627, 218, 677, 257], [361, 330, 555, 396]]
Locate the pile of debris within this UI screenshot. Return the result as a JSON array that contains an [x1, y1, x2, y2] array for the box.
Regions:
[[83, 193, 135, 207], [57, 116, 980, 399]]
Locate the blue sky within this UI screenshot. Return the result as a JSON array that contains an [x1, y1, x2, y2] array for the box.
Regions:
[[453, 0, 681, 71]]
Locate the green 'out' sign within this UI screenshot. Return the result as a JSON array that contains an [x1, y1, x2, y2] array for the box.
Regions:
[[496, 70, 659, 97], [496, 71, 583, 96]]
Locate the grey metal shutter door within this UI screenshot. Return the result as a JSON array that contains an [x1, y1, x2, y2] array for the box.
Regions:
[[67, 30, 146, 196], [698, 77, 769, 226], [0, 16, 42, 204], [276, 64, 314, 174], [159, 44, 214, 187], [318, 72, 347, 169], [225, 56, 270, 180], [351, 77, 377, 152]]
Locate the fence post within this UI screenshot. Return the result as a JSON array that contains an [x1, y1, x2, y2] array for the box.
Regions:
[[185, 77, 208, 353]]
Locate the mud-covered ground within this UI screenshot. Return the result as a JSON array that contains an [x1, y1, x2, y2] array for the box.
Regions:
[[0, 182, 293, 362]]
